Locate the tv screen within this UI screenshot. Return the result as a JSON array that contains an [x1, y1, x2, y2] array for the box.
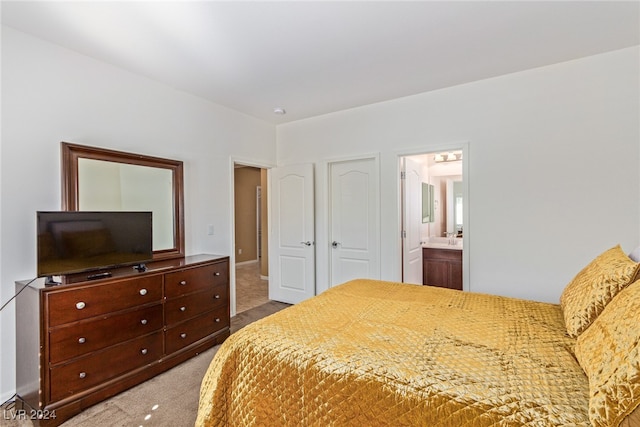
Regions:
[[37, 211, 153, 277]]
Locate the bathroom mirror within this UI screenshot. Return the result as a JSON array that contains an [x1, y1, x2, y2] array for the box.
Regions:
[[446, 179, 463, 236], [422, 182, 434, 223], [61, 142, 185, 260]]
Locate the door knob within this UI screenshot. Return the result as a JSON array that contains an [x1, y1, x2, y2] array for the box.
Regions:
[[300, 241, 313, 246], [332, 241, 340, 248]]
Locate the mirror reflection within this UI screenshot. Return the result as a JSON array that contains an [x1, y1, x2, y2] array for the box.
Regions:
[[421, 183, 434, 223], [446, 178, 463, 237], [78, 158, 174, 251]]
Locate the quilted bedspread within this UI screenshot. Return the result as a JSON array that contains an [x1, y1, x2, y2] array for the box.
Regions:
[[196, 279, 590, 426]]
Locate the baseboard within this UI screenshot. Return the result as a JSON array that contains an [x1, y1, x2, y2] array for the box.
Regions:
[[235, 259, 258, 266], [1, 389, 16, 405]]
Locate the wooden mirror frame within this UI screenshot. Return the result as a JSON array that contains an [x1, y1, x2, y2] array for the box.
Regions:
[[61, 142, 185, 261]]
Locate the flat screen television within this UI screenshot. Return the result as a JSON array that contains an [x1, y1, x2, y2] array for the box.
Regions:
[[37, 211, 153, 278]]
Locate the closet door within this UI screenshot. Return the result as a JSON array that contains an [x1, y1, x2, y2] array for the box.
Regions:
[[329, 157, 380, 286]]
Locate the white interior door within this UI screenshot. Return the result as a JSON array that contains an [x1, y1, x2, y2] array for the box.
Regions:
[[269, 164, 316, 304], [329, 158, 379, 286], [402, 157, 423, 284]]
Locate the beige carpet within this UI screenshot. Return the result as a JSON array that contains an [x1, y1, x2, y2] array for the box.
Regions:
[[1, 300, 290, 427]]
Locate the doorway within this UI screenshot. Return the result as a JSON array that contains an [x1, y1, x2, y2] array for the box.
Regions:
[[233, 164, 269, 313], [400, 147, 467, 288]]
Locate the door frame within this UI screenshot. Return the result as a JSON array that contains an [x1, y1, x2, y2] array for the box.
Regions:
[[229, 156, 275, 317], [397, 142, 470, 291]]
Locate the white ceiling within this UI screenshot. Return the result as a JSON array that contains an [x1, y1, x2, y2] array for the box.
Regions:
[[2, 1, 638, 124]]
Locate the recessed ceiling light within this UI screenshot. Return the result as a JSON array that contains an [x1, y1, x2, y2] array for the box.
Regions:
[[273, 107, 286, 115]]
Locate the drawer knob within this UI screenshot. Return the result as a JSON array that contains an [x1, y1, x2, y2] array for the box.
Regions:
[[140, 319, 148, 325], [180, 280, 187, 286], [214, 294, 220, 299], [215, 318, 221, 323], [75, 302, 86, 310], [180, 333, 187, 339], [78, 337, 86, 344], [214, 272, 221, 277], [141, 348, 148, 355], [139, 288, 148, 296], [79, 372, 86, 379], [180, 306, 186, 312]]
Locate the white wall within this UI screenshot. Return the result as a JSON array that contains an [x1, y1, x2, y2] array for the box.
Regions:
[[0, 27, 276, 402], [277, 47, 640, 303]]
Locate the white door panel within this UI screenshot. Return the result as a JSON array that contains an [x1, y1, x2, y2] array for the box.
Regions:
[[279, 256, 306, 290], [330, 158, 379, 286], [269, 164, 315, 304]]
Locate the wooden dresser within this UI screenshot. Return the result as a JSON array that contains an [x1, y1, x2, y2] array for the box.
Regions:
[[422, 247, 463, 290], [15, 254, 229, 426]]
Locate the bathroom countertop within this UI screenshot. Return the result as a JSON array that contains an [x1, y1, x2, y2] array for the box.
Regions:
[[421, 241, 463, 250]]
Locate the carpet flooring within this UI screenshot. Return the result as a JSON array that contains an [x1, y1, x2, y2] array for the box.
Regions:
[[1, 300, 290, 427]]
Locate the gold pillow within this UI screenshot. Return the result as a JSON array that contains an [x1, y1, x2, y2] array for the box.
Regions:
[[574, 280, 640, 427], [560, 245, 639, 337]]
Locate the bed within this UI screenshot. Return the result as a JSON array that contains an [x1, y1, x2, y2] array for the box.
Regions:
[[196, 245, 640, 426]]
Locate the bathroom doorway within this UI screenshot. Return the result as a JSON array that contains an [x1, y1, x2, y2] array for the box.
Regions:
[[400, 147, 467, 287]]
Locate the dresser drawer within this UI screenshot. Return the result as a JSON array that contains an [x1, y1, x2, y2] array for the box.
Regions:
[[164, 261, 228, 298], [49, 303, 163, 364], [46, 275, 163, 327], [165, 307, 229, 354], [49, 331, 162, 402], [165, 286, 228, 326]]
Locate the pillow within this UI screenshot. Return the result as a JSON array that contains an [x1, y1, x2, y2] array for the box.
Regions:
[[560, 245, 639, 337], [629, 246, 640, 262], [574, 280, 640, 427], [62, 228, 115, 258]]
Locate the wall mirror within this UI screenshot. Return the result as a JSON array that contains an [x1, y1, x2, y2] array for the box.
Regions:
[[61, 142, 185, 260], [421, 182, 434, 223], [446, 179, 464, 237]]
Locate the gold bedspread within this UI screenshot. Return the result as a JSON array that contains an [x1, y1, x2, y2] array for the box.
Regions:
[[197, 279, 590, 426]]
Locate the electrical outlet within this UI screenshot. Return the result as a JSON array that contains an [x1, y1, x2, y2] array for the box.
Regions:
[[238, 248, 243, 255], [207, 224, 214, 235]]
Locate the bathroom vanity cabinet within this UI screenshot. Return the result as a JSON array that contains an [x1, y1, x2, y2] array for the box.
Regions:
[[422, 247, 462, 290]]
